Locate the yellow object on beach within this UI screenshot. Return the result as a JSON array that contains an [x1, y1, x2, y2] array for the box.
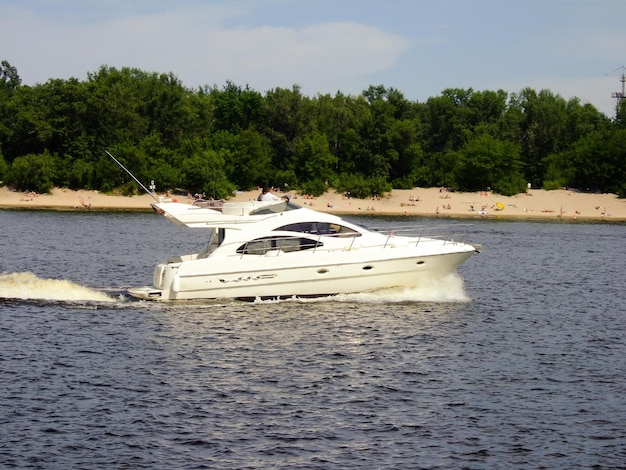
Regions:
[[496, 202, 505, 210]]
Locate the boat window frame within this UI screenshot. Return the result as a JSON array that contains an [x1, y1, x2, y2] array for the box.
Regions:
[[274, 221, 361, 238], [236, 235, 324, 255]]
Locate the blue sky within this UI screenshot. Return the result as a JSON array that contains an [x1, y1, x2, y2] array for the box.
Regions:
[[1, 0, 624, 116]]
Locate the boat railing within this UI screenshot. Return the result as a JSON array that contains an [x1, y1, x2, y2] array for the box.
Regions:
[[378, 224, 476, 249], [218, 225, 476, 259]]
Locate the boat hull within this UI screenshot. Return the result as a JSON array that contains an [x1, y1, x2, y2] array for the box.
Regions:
[[128, 245, 476, 301]]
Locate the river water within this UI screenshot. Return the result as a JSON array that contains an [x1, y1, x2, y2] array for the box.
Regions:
[[1, 209, 625, 469]]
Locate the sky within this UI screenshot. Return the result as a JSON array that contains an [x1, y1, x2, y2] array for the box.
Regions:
[[1, 0, 625, 117]]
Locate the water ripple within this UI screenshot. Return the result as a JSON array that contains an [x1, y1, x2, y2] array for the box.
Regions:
[[1, 212, 625, 468]]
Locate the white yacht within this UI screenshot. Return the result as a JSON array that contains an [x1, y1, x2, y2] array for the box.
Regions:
[[128, 199, 480, 301]]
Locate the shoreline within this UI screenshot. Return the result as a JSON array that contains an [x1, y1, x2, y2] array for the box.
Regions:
[[1, 186, 625, 223]]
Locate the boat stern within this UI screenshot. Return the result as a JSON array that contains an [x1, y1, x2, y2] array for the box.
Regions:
[[128, 286, 165, 300], [128, 261, 179, 301]]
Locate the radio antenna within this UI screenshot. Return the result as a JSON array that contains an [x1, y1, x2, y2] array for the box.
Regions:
[[105, 149, 159, 202]]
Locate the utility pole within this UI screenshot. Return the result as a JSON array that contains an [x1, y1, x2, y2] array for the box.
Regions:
[[607, 66, 625, 115]]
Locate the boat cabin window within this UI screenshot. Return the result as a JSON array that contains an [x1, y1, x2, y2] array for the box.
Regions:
[[236, 236, 322, 255], [275, 222, 360, 237]]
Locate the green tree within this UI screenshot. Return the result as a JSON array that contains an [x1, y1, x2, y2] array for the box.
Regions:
[[454, 134, 525, 195], [67, 158, 96, 189], [514, 88, 569, 186], [212, 129, 273, 189], [335, 173, 391, 199], [542, 149, 576, 190], [570, 129, 626, 196], [357, 86, 408, 180], [8, 151, 57, 193], [210, 81, 264, 132], [179, 140, 235, 199], [331, 95, 371, 176], [85, 66, 152, 147], [136, 133, 180, 191], [0, 60, 21, 147], [0, 149, 7, 181], [0, 60, 21, 96], [0, 60, 623, 198], [297, 130, 337, 187], [387, 119, 424, 187], [263, 85, 313, 173], [424, 88, 474, 154], [312, 92, 347, 160]]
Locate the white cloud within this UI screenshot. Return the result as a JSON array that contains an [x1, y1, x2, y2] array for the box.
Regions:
[[0, 4, 408, 96], [184, 22, 408, 92], [1, 0, 623, 116]]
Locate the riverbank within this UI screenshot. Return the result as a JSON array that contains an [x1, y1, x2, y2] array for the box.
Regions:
[[1, 186, 625, 222]]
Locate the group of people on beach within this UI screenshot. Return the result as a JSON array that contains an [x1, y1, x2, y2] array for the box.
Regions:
[[19, 190, 38, 202]]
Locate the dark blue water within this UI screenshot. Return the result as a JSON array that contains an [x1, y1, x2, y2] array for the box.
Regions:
[[1, 210, 625, 469]]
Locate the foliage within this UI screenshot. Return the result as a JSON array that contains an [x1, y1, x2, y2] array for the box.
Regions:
[[569, 129, 626, 197], [0, 150, 7, 182], [0, 61, 623, 198], [9, 151, 57, 193], [454, 134, 525, 195], [296, 130, 337, 185], [178, 140, 235, 200], [299, 179, 328, 197], [0, 60, 21, 100], [335, 173, 392, 199], [543, 150, 576, 191]]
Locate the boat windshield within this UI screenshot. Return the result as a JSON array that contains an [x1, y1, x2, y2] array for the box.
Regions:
[[275, 221, 360, 237], [196, 228, 222, 259], [249, 201, 302, 215]]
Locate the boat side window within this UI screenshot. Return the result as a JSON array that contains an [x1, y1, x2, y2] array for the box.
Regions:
[[329, 223, 361, 237], [236, 236, 323, 255], [274, 222, 316, 233], [276, 222, 360, 237]]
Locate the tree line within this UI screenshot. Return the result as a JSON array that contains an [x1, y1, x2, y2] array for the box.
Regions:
[[1, 60, 625, 199]]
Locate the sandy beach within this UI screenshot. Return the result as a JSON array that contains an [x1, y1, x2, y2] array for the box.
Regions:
[[1, 185, 625, 222]]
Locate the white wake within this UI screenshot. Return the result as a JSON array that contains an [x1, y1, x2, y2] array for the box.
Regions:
[[253, 273, 471, 304], [0, 271, 115, 302]]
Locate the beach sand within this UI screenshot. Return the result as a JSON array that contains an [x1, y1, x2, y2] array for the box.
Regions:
[[1, 186, 625, 222]]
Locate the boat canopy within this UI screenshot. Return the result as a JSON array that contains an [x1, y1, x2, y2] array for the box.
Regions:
[[152, 200, 309, 229]]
